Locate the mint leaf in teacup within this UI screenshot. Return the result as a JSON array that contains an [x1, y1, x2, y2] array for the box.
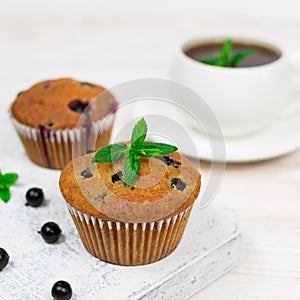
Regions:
[[199, 39, 256, 67], [231, 49, 257, 67]]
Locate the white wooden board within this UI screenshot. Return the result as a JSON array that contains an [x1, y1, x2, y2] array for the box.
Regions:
[[0, 116, 239, 299]]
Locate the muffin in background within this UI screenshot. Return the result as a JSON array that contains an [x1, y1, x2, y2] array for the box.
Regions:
[[10, 78, 117, 169], [59, 148, 201, 266]]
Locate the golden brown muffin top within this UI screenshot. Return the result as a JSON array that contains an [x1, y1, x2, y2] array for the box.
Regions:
[[11, 78, 117, 130], [59, 147, 201, 223]]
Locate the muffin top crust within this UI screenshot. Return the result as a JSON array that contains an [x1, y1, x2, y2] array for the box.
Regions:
[[59, 147, 201, 223], [11, 78, 117, 130]]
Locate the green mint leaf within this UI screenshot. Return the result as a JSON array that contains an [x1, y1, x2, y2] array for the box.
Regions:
[[200, 55, 225, 67], [91, 118, 178, 186], [124, 155, 140, 186], [0, 170, 18, 203], [129, 147, 137, 156], [221, 39, 232, 66], [231, 49, 257, 67], [138, 142, 178, 156], [2, 173, 18, 188], [198, 39, 256, 68], [131, 118, 147, 148], [0, 188, 11, 203], [92, 143, 128, 163]]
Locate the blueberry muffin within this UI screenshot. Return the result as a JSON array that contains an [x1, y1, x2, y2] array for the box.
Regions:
[[59, 148, 201, 266], [10, 78, 117, 169]]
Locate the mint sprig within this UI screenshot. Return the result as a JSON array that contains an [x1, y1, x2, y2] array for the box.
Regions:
[[199, 39, 256, 67], [92, 143, 128, 163], [124, 154, 140, 186], [137, 142, 178, 157], [131, 118, 147, 148], [92, 118, 178, 186], [0, 170, 19, 203], [231, 49, 256, 67]]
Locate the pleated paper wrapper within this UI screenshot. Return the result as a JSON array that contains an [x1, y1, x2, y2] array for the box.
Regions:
[[67, 203, 193, 266], [11, 114, 115, 170]]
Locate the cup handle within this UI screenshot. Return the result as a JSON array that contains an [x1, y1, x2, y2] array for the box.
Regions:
[[281, 51, 300, 119], [290, 51, 300, 88]]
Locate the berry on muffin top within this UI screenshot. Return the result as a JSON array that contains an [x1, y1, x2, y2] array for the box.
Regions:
[[11, 78, 117, 130]]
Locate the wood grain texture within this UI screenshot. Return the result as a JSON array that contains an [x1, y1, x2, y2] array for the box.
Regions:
[[1, 0, 300, 298], [194, 153, 300, 300]]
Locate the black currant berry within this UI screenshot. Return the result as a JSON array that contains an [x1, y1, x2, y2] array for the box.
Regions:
[[79, 81, 95, 87], [38, 222, 62, 243], [111, 171, 123, 183], [170, 178, 186, 191], [25, 188, 44, 207], [51, 280, 72, 300], [80, 168, 93, 179], [0, 248, 9, 271], [156, 155, 181, 168], [68, 99, 89, 113]]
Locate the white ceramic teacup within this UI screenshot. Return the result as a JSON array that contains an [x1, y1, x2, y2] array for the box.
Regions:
[[170, 35, 298, 138]]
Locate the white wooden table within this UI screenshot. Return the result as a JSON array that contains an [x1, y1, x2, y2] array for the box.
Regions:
[[1, 1, 300, 299]]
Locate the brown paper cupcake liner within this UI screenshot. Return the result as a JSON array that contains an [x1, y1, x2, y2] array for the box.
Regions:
[[11, 114, 115, 170], [66, 203, 193, 266]]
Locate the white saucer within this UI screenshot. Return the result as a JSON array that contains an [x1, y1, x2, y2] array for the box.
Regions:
[[181, 100, 300, 163], [115, 97, 300, 164]]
